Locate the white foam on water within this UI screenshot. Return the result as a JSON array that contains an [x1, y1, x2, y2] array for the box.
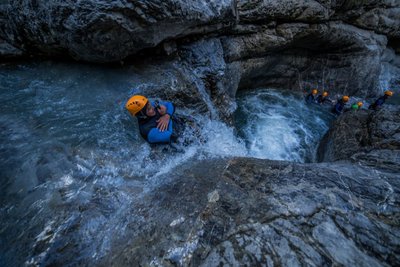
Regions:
[[236, 89, 333, 162], [247, 112, 301, 161], [200, 120, 248, 158]]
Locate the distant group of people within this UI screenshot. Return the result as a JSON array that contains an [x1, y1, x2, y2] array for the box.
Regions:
[[305, 89, 394, 115]]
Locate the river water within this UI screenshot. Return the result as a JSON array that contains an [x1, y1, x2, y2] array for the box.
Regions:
[[235, 89, 334, 162], [0, 61, 334, 266]]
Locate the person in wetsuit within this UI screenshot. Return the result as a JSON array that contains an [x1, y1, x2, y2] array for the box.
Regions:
[[368, 90, 393, 111], [305, 89, 318, 104], [316, 91, 332, 105], [125, 95, 175, 144], [332, 95, 350, 115]]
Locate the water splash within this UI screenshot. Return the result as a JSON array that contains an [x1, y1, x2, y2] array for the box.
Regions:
[[235, 89, 334, 162]]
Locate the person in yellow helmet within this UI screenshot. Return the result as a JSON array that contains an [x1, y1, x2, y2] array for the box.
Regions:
[[305, 89, 318, 104], [332, 95, 349, 115], [368, 90, 394, 111], [125, 95, 175, 144]]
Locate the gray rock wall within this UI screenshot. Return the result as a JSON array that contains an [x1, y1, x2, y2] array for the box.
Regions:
[[317, 106, 400, 173], [1, 0, 399, 98], [0, 0, 236, 61], [223, 22, 387, 96]]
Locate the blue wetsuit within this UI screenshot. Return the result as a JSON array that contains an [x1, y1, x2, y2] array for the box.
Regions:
[[332, 99, 346, 115], [369, 95, 388, 110], [137, 101, 175, 144]]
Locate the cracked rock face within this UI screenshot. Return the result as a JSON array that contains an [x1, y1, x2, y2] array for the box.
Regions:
[[94, 158, 399, 266], [317, 105, 400, 173]]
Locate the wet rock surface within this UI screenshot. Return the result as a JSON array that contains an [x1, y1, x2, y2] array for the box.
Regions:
[[318, 105, 400, 173], [98, 158, 399, 266]]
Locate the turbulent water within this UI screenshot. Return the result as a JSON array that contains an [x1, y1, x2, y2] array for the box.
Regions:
[[235, 89, 334, 162], [0, 61, 333, 266]]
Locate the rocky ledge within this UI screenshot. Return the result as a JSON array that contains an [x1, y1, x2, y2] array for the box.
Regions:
[[318, 106, 400, 172]]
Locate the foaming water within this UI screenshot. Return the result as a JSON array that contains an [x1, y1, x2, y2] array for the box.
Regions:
[[200, 120, 247, 158], [235, 89, 334, 162]]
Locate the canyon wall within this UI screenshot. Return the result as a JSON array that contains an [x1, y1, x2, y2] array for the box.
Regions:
[[1, 0, 399, 101]]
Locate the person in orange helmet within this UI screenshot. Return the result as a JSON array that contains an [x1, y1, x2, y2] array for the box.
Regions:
[[316, 91, 332, 105], [125, 95, 175, 144], [305, 89, 318, 104], [332, 95, 349, 115], [368, 90, 394, 110]]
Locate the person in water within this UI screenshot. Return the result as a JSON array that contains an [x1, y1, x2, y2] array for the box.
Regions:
[[305, 89, 318, 104], [368, 90, 393, 111], [316, 91, 332, 105], [332, 95, 350, 115], [125, 95, 175, 144]]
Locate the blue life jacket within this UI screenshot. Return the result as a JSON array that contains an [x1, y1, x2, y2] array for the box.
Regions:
[[137, 101, 175, 144]]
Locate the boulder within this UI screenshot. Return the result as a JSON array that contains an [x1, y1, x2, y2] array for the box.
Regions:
[[317, 105, 400, 173], [0, 0, 236, 62]]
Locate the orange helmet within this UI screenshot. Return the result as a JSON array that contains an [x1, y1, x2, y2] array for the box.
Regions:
[[342, 95, 349, 102], [125, 95, 148, 116], [357, 101, 363, 107], [312, 89, 318, 94], [384, 90, 393, 96], [322, 92, 328, 97]]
